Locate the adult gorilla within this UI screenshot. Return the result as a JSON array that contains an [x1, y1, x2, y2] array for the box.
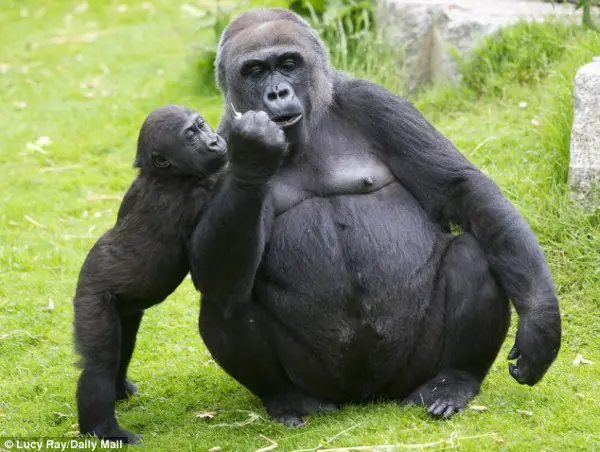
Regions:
[[189, 8, 561, 424]]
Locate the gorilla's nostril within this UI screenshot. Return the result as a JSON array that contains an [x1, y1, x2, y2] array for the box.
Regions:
[[279, 88, 289, 98], [208, 137, 226, 153], [267, 91, 278, 101]]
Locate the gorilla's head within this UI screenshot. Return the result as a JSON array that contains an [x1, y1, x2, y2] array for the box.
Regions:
[[135, 105, 227, 178], [216, 8, 335, 143]]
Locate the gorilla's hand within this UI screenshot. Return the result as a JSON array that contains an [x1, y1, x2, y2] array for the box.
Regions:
[[229, 111, 288, 184], [507, 307, 561, 385]]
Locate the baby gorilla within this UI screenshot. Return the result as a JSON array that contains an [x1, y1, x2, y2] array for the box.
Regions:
[[73, 105, 226, 443]]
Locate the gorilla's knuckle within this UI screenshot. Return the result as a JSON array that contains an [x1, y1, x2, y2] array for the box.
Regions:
[[240, 122, 255, 134], [256, 111, 269, 121], [265, 122, 279, 132]]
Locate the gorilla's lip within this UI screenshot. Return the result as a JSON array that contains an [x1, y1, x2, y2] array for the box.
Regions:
[[272, 113, 303, 129]]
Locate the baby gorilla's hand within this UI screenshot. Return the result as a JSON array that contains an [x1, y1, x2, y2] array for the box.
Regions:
[[229, 111, 288, 184]]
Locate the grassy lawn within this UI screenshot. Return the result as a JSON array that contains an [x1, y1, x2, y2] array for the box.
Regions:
[[1, 1, 599, 450]]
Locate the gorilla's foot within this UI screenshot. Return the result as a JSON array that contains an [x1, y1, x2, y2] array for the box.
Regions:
[[116, 379, 139, 400], [401, 370, 480, 419], [262, 393, 340, 427], [81, 425, 141, 444]]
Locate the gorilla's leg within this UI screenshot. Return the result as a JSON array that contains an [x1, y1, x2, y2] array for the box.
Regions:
[[75, 293, 139, 443], [115, 311, 143, 400], [200, 299, 339, 426], [403, 233, 510, 418]]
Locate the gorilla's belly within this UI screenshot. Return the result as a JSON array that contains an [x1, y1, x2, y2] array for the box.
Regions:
[[256, 182, 449, 396]]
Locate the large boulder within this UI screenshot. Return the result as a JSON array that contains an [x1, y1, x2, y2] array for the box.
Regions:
[[375, 0, 588, 93], [569, 58, 600, 207]]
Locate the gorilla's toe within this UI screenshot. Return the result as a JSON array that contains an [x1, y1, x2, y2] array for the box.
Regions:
[[116, 379, 139, 400], [274, 413, 305, 427], [121, 432, 142, 444], [316, 402, 341, 413], [84, 427, 141, 444], [426, 400, 464, 419], [401, 369, 479, 419], [263, 392, 337, 426]]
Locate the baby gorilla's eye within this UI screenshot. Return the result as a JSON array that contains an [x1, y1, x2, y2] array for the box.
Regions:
[[186, 129, 197, 141], [152, 154, 171, 169], [196, 118, 205, 129]]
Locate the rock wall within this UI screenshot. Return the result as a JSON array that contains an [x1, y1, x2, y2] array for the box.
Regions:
[[375, 0, 586, 93], [569, 58, 600, 208]]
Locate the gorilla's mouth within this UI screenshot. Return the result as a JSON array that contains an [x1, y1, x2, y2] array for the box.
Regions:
[[212, 145, 228, 156], [272, 113, 303, 129]]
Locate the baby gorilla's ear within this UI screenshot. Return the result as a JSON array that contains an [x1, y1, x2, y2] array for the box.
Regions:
[[133, 153, 145, 168], [151, 153, 171, 169]]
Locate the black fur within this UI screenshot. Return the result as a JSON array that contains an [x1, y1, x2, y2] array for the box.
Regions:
[[73, 105, 226, 442], [189, 8, 561, 426]]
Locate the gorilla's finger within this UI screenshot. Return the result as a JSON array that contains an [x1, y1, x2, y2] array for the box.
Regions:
[[521, 365, 538, 386], [256, 110, 270, 122], [507, 345, 520, 360], [508, 362, 525, 384]]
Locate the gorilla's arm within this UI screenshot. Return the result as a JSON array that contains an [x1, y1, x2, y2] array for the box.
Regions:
[[116, 178, 142, 223], [188, 178, 273, 310], [342, 79, 560, 385], [188, 111, 286, 312]]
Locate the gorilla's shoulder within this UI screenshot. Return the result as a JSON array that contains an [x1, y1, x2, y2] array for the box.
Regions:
[[333, 75, 416, 117]]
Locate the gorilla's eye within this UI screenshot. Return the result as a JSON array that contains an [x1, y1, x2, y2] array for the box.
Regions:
[[281, 58, 297, 71], [196, 118, 205, 129], [186, 129, 197, 141], [244, 64, 264, 78], [152, 154, 171, 169]]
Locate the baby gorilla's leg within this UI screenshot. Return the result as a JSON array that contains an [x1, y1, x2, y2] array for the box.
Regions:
[[115, 311, 143, 400], [74, 292, 140, 443]]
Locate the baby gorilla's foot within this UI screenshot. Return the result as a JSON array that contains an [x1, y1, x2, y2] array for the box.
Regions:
[[82, 425, 141, 444], [263, 393, 340, 426], [116, 379, 139, 400], [401, 370, 480, 419]]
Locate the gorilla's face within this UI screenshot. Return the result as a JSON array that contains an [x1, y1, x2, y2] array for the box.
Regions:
[[136, 105, 227, 178], [217, 10, 334, 145], [237, 46, 307, 142]]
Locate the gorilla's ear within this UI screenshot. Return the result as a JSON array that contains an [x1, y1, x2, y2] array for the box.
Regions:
[[133, 153, 144, 168], [214, 35, 228, 90], [133, 139, 148, 169]]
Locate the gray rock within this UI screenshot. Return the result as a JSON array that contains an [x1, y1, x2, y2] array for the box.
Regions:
[[375, 0, 587, 93], [569, 60, 600, 207]]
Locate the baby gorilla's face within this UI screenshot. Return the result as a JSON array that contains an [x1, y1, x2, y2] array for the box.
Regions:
[[138, 105, 227, 178]]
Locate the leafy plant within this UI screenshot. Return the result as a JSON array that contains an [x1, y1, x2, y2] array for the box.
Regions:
[[194, 1, 249, 91], [552, 0, 599, 31], [577, 0, 599, 31], [289, 0, 376, 69], [287, 0, 402, 91], [457, 20, 581, 97]]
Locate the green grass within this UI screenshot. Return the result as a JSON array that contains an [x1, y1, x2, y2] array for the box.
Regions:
[[1, 1, 600, 450], [456, 20, 581, 96]]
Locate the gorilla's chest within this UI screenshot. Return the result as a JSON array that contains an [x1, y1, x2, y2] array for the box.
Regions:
[[269, 143, 395, 215]]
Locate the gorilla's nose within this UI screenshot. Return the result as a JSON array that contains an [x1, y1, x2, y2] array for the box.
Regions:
[[208, 134, 226, 153], [264, 82, 294, 109]]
